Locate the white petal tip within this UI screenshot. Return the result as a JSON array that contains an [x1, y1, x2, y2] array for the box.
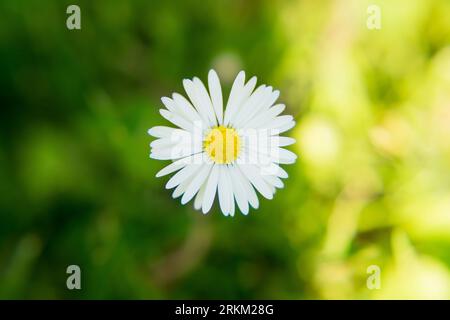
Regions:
[[165, 183, 175, 190]]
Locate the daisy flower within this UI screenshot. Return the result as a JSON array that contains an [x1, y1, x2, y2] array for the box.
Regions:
[[148, 70, 296, 216]]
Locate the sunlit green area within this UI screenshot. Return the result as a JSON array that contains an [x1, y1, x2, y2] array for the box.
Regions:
[[1, 0, 449, 299]]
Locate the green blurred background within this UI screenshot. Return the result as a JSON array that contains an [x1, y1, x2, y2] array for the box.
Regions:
[[1, 0, 450, 299]]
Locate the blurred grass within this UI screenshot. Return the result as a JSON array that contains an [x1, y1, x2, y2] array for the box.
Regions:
[[0, 0, 449, 299]]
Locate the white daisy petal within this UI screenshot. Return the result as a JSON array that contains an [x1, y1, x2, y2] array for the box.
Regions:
[[161, 95, 200, 125], [181, 163, 213, 205], [208, 69, 223, 124], [229, 189, 235, 216], [244, 103, 286, 129], [166, 163, 201, 189], [150, 138, 177, 149], [270, 136, 296, 147], [155, 154, 198, 178], [229, 165, 249, 215], [161, 97, 178, 114], [232, 85, 272, 128], [155, 160, 186, 178], [150, 141, 201, 160], [227, 71, 246, 103], [150, 130, 195, 150], [271, 147, 297, 164], [148, 126, 188, 139], [172, 156, 207, 198], [245, 88, 277, 125], [270, 185, 276, 194], [159, 109, 194, 132], [223, 71, 246, 124], [150, 149, 192, 161], [275, 164, 289, 178], [183, 79, 210, 126], [193, 77, 217, 127], [217, 166, 231, 215], [262, 174, 284, 189], [235, 165, 259, 209], [264, 115, 294, 130], [260, 162, 289, 179], [225, 76, 257, 126], [271, 120, 296, 135], [172, 176, 194, 198], [165, 153, 205, 189], [230, 85, 266, 128], [150, 132, 198, 156], [202, 164, 220, 214], [194, 180, 208, 210], [265, 90, 280, 111], [238, 164, 274, 200], [241, 89, 280, 128], [223, 166, 236, 217], [245, 144, 297, 165], [172, 93, 202, 123]]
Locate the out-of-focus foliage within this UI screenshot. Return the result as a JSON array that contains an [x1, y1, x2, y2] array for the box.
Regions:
[[0, 0, 449, 299]]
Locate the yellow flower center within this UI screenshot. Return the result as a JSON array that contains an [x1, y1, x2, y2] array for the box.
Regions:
[[204, 126, 241, 164]]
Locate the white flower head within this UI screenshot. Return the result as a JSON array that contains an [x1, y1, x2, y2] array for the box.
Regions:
[[148, 70, 297, 216]]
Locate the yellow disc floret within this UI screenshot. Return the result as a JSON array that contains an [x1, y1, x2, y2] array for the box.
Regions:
[[204, 126, 241, 164]]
